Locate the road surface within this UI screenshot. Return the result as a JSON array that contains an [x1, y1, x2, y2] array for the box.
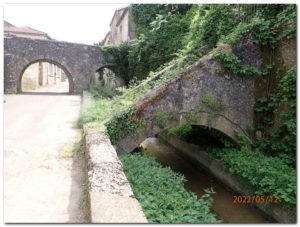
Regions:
[[4, 93, 85, 223], [23, 81, 69, 93]]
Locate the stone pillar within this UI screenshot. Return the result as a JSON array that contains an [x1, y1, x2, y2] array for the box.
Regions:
[[38, 62, 43, 86]]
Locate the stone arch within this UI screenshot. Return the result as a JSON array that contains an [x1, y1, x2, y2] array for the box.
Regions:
[[4, 36, 104, 94], [18, 59, 74, 94], [115, 110, 249, 153], [94, 64, 125, 88]]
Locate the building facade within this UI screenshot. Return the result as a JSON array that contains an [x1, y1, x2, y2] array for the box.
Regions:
[[102, 6, 135, 45]]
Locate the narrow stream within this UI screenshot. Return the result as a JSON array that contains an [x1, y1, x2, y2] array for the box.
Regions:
[[140, 137, 273, 223]]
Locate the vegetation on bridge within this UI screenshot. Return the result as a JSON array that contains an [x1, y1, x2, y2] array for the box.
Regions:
[[79, 4, 296, 221]]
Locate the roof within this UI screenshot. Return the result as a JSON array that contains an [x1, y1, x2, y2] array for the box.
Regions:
[[4, 21, 52, 40], [116, 7, 129, 26], [102, 31, 111, 44], [109, 6, 129, 26], [4, 20, 15, 27]]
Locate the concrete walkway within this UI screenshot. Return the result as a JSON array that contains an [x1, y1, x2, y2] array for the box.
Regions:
[[4, 94, 85, 223]]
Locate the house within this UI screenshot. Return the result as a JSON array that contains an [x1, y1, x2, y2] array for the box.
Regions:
[[102, 6, 135, 45], [4, 21, 67, 91], [97, 7, 136, 89], [4, 20, 52, 40]]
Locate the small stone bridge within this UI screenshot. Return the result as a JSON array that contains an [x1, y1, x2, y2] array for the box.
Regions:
[[115, 38, 261, 153], [4, 36, 104, 94]]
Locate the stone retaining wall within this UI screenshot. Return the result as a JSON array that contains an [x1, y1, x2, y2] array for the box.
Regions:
[[83, 128, 147, 223]]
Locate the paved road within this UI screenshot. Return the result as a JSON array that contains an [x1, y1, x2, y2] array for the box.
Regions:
[[4, 93, 85, 223], [23, 81, 69, 93]]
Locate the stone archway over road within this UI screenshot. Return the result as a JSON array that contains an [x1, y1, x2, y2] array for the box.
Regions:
[[4, 36, 104, 94]]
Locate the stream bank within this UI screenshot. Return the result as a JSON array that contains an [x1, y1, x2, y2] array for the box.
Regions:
[[153, 132, 295, 223]]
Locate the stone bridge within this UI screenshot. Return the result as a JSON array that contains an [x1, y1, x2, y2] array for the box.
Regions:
[[4, 36, 104, 94], [115, 37, 261, 153]]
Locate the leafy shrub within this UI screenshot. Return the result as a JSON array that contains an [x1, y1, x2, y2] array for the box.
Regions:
[[254, 66, 296, 157], [213, 51, 261, 76], [100, 44, 132, 86], [212, 139, 296, 205], [105, 108, 144, 144], [183, 4, 237, 56], [89, 85, 121, 99], [128, 4, 193, 82], [167, 124, 193, 139], [120, 152, 220, 223]]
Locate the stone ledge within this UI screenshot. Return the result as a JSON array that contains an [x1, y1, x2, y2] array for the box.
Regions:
[[90, 193, 148, 223], [84, 127, 147, 223]]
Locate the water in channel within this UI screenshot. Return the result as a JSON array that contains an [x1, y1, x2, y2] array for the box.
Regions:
[[140, 137, 273, 223]]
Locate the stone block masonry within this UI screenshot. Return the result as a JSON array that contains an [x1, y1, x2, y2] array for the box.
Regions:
[[83, 126, 147, 223], [4, 36, 104, 94]]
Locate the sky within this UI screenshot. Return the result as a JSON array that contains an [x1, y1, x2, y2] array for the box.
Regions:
[[4, 4, 129, 45]]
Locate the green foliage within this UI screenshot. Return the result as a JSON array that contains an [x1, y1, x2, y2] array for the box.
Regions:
[[197, 5, 237, 47], [105, 108, 144, 144], [101, 44, 132, 85], [275, 5, 296, 40], [77, 89, 131, 129], [251, 5, 296, 47], [89, 85, 121, 99], [213, 51, 261, 76], [201, 94, 225, 111], [212, 139, 296, 205], [153, 112, 167, 128], [131, 4, 192, 37], [167, 124, 193, 140], [218, 21, 256, 46], [78, 56, 193, 135], [254, 66, 296, 156], [153, 110, 178, 128], [183, 4, 237, 56], [185, 111, 198, 123], [129, 4, 193, 82], [120, 152, 220, 223]]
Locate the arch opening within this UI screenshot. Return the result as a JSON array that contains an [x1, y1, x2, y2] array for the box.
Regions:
[[136, 124, 236, 154], [19, 60, 74, 94]]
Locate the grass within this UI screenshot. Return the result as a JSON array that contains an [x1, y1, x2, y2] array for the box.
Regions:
[[60, 137, 84, 159], [77, 56, 195, 131], [73, 131, 91, 221]]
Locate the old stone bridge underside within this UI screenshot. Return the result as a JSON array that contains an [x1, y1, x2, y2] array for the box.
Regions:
[[4, 36, 104, 94], [115, 38, 261, 152]]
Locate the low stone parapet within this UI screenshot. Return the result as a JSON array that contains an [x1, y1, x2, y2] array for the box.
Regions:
[[83, 126, 147, 223]]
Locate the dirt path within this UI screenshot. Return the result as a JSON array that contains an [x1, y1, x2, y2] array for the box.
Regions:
[[4, 94, 87, 223]]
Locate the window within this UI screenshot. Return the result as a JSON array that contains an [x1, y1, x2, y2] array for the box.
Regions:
[[47, 63, 52, 75]]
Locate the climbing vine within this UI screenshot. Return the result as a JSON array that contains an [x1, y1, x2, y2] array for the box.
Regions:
[[254, 66, 296, 158], [85, 5, 297, 213], [105, 107, 145, 145], [100, 44, 132, 86]]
